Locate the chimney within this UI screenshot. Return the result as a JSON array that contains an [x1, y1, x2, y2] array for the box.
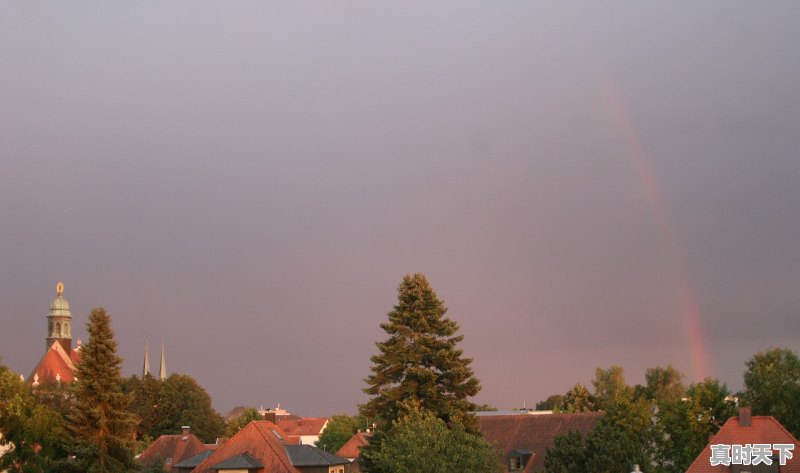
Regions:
[[739, 407, 752, 427], [263, 412, 276, 423], [181, 425, 191, 439]]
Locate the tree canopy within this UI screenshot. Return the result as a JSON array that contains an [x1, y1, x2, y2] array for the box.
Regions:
[[315, 415, 365, 453], [740, 347, 800, 437], [225, 407, 263, 438], [360, 273, 481, 430], [1, 362, 70, 473], [68, 307, 138, 473], [362, 403, 501, 473], [152, 373, 225, 443], [545, 365, 737, 473]]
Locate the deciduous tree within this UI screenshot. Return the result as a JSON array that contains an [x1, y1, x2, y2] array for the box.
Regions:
[[561, 384, 595, 413], [592, 365, 632, 410], [741, 347, 800, 437], [225, 407, 263, 438], [363, 403, 501, 473], [1, 363, 66, 472], [315, 415, 364, 453], [153, 374, 225, 443]]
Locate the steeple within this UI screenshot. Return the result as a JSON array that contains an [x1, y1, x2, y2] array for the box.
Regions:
[[143, 340, 151, 377], [46, 281, 73, 353], [159, 339, 167, 380]]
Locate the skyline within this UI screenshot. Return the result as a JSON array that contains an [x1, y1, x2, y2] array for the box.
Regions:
[[2, 1, 799, 416]]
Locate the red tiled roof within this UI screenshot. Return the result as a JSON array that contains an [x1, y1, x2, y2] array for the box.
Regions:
[[70, 347, 81, 364], [335, 431, 371, 459], [277, 418, 328, 437], [192, 421, 299, 473], [479, 412, 602, 473], [28, 341, 76, 384], [686, 415, 800, 473], [137, 433, 209, 472]]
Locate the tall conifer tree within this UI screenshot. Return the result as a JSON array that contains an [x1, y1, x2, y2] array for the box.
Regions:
[[68, 307, 137, 473], [360, 274, 481, 430]]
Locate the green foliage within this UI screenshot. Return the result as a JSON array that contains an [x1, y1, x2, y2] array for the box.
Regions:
[[535, 394, 565, 411], [644, 365, 684, 405], [360, 273, 481, 431], [543, 430, 586, 473], [654, 378, 736, 472], [122, 374, 162, 444], [577, 397, 654, 473], [545, 366, 740, 473], [68, 307, 138, 473], [1, 364, 71, 472], [740, 347, 800, 437], [473, 403, 499, 412], [561, 384, 595, 413], [362, 403, 501, 473], [225, 407, 263, 437], [152, 374, 225, 443], [592, 365, 633, 410], [122, 372, 225, 444], [315, 414, 365, 453], [141, 455, 166, 473]]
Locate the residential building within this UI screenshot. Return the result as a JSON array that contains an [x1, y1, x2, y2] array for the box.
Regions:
[[277, 418, 328, 446], [686, 407, 800, 473], [334, 431, 371, 462], [191, 421, 348, 473], [285, 444, 348, 473], [137, 426, 210, 472], [479, 411, 602, 472]]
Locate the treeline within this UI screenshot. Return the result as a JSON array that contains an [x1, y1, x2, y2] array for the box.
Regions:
[[540, 348, 800, 473], [0, 307, 229, 473]]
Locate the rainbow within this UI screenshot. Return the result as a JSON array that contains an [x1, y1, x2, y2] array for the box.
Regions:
[[600, 82, 712, 380]]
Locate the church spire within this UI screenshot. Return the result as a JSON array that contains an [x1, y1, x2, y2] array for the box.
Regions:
[[159, 339, 167, 380], [143, 340, 151, 377]]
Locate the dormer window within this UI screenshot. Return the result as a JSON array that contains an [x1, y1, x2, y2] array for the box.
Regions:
[[509, 448, 533, 471]]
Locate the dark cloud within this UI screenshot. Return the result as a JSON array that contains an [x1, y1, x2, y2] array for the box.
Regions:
[[1, 1, 799, 415]]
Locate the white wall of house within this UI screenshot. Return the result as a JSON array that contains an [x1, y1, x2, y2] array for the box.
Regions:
[[299, 434, 321, 445]]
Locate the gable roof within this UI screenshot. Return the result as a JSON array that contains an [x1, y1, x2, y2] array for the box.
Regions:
[[479, 411, 602, 473], [28, 341, 76, 385], [276, 418, 328, 438], [192, 421, 299, 473], [137, 432, 209, 471], [284, 445, 348, 467], [335, 431, 371, 459], [686, 415, 800, 473]]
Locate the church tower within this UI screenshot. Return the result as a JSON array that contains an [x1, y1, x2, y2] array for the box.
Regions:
[[46, 282, 72, 353]]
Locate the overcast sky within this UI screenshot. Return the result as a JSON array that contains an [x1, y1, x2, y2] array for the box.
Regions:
[[1, 1, 799, 416]]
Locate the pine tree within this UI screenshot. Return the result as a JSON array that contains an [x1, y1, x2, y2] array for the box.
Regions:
[[68, 307, 137, 473], [360, 274, 481, 430]]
